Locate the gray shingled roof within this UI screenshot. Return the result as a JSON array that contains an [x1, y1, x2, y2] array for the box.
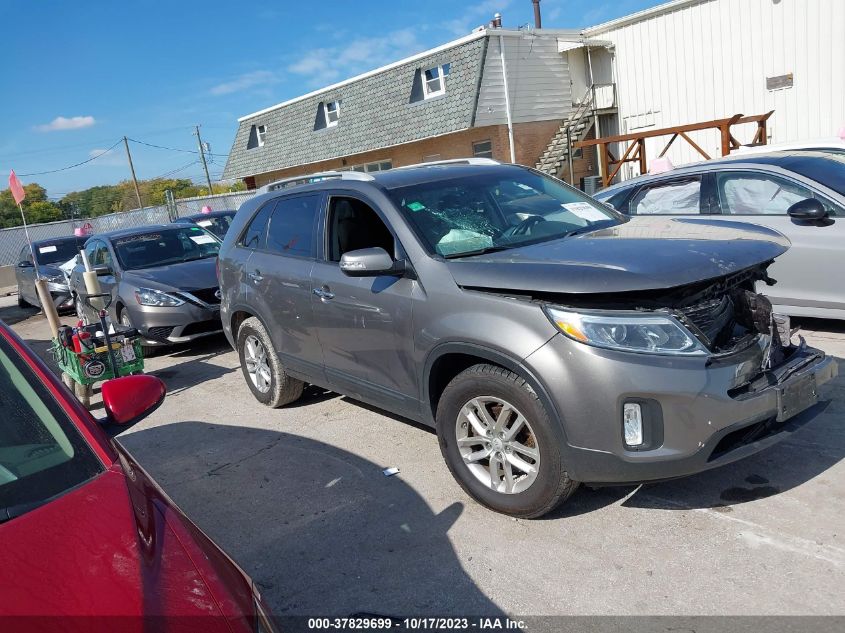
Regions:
[[223, 36, 488, 180]]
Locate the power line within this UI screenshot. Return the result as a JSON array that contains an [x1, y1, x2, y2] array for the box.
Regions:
[[127, 137, 228, 158], [17, 139, 124, 177]]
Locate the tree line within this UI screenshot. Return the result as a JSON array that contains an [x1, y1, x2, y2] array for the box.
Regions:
[[0, 178, 246, 228]]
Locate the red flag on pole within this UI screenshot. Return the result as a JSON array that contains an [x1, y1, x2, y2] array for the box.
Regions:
[[9, 170, 26, 205]]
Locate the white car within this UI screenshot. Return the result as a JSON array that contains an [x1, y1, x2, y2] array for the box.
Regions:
[[594, 150, 845, 320]]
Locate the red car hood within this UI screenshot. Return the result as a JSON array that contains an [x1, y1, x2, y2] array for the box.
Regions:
[[0, 465, 244, 631]]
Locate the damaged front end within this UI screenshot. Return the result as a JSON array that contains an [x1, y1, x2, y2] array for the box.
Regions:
[[540, 262, 793, 366]]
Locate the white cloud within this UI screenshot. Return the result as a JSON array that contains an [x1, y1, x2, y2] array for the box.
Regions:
[[210, 70, 279, 96], [445, 0, 512, 35], [88, 147, 125, 166], [35, 115, 96, 132], [287, 28, 424, 88]]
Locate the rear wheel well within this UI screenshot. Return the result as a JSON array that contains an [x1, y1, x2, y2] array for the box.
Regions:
[[230, 310, 254, 338], [428, 353, 506, 420]]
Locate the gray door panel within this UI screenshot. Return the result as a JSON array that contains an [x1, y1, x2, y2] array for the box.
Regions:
[[310, 262, 419, 409], [248, 250, 322, 377]]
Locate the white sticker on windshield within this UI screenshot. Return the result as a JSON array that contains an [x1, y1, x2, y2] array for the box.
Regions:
[[515, 183, 535, 191], [562, 202, 608, 222], [196, 220, 213, 227], [38, 245, 58, 254], [189, 234, 217, 245]]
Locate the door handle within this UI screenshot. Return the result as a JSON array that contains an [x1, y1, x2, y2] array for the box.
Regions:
[[248, 271, 263, 282], [313, 287, 335, 300]]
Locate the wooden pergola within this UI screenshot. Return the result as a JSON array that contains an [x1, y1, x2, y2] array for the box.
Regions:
[[575, 111, 775, 187]]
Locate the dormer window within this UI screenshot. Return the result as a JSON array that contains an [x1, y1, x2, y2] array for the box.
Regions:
[[326, 101, 340, 126], [247, 124, 267, 149], [423, 63, 450, 98]]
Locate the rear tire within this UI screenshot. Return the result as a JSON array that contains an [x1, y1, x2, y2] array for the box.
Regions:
[[435, 364, 578, 518], [236, 317, 304, 408]]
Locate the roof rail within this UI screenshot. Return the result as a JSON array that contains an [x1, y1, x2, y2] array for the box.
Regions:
[[259, 170, 374, 193], [394, 157, 501, 170]]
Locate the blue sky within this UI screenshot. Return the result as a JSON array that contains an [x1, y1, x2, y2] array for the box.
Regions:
[[0, 0, 655, 198]]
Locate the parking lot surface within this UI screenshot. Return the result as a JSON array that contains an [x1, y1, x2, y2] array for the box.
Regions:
[[3, 294, 844, 617]]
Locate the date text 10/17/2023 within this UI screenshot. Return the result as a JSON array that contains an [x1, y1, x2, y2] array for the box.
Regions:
[[307, 617, 527, 630]]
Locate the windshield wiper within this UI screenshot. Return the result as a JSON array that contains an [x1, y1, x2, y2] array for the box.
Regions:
[[443, 245, 512, 259], [0, 499, 48, 524]]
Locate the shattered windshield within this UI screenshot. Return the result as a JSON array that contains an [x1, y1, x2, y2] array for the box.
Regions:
[[386, 168, 621, 257]]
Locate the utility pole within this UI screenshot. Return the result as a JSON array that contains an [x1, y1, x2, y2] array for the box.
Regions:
[[123, 136, 143, 210], [194, 125, 213, 194]]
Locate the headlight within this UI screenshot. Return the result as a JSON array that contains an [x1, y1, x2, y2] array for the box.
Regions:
[[544, 306, 707, 355], [134, 287, 184, 307], [45, 273, 66, 284]]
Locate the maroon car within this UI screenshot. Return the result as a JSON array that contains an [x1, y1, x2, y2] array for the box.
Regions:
[[0, 320, 274, 632]]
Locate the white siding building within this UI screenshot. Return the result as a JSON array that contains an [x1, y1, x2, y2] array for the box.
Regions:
[[584, 0, 845, 179]]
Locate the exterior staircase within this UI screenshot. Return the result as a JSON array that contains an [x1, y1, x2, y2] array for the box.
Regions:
[[535, 86, 599, 178]]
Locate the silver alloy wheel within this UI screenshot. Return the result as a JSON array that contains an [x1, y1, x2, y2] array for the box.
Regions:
[[455, 396, 540, 494], [243, 334, 271, 393]]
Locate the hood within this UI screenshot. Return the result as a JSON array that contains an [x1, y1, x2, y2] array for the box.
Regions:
[[0, 469, 234, 625], [122, 257, 218, 293], [36, 264, 67, 281], [447, 217, 790, 294]]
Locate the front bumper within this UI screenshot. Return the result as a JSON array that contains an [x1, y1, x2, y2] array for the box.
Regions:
[[45, 282, 74, 311], [525, 334, 838, 484], [123, 300, 223, 347]]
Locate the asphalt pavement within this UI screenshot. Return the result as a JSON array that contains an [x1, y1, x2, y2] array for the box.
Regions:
[[3, 294, 844, 618]]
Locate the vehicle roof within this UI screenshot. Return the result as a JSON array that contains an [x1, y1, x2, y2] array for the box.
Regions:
[[31, 235, 86, 246], [368, 162, 531, 189], [598, 150, 845, 194], [179, 210, 237, 220], [89, 224, 174, 242]]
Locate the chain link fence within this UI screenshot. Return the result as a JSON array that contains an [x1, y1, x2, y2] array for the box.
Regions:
[[0, 190, 258, 267]]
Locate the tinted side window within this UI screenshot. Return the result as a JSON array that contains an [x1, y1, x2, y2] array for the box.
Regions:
[[630, 178, 702, 215], [265, 194, 320, 258], [716, 172, 819, 215], [240, 202, 275, 250]]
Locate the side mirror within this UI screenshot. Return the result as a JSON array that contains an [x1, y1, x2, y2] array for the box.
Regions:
[[101, 375, 166, 427], [339, 247, 404, 277], [787, 198, 828, 222], [93, 264, 112, 276], [17, 260, 33, 268]]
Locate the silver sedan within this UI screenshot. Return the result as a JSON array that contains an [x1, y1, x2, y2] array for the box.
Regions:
[[595, 150, 845, 320]]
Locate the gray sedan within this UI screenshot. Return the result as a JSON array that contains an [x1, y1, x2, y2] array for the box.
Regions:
[[594, 150, 845, 320], [70, 224, 223, 354], [15, 236, 87, 311]]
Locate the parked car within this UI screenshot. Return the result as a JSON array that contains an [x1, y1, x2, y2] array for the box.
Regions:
[[15, 236, 87, 311], [0, 320, 274, 630], [172, 209, 237, 240], [217, 160, 837, 518], [594, 150, 845, 320], [70, 225, 223, 354]]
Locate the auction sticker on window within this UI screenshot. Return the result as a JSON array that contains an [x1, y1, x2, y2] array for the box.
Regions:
[[562, 202, 609, 222], [196, 220, 213, 227], [189, 234, 217, 245], [38, 245, 58, 254]]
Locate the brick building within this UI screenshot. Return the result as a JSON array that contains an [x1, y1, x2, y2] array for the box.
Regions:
[[223, 24, 616, 190]]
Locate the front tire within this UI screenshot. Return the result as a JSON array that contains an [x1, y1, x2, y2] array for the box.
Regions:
[[236, 317, 304, 407], [436, 364, 578, 518]]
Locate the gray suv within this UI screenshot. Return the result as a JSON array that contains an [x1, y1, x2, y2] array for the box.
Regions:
[[218, 161, 837, 518]]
